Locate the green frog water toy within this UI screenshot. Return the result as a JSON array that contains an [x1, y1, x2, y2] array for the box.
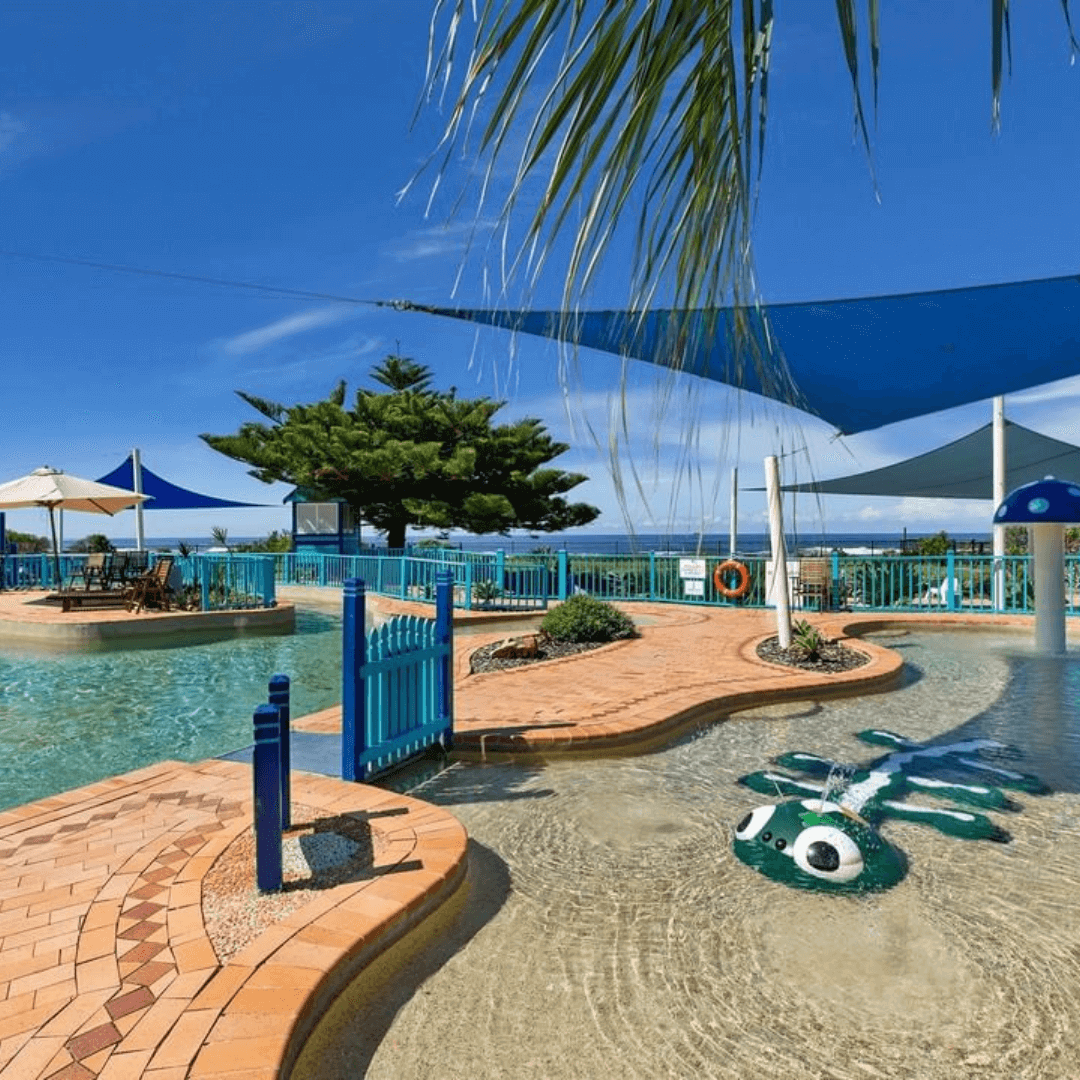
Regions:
[[733, 729, 1050, 893]]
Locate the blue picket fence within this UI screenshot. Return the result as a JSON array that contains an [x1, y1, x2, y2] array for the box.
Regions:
[[341, 571, 454, 782]]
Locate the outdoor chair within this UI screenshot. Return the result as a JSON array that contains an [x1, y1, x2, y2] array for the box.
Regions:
[[795, 558, 833, 611], [102, 551, 128, 588], [121, 550, 149, 582], [67, 552, 109, 591], [124, 556, 175, 613]]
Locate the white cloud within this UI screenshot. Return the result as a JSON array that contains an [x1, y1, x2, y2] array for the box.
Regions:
[[389, 219, 497, 263], [215, 306, 358, 356], [1007, 374, 1080, 407]]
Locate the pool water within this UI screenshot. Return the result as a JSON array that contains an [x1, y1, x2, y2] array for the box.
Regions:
[[295, 629, 1080, 1080], [0, 610, 343, 812]]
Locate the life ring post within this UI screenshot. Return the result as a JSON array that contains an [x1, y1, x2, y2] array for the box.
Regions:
[[714, 559, 752, 600]]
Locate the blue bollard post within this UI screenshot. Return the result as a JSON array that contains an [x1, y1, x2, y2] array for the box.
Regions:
[[557, 549, 568, 600], [435, 569, 454, 745], [268, 674, 291, 829], [252, 704, 282, 892], [342, 578, 367, 782]]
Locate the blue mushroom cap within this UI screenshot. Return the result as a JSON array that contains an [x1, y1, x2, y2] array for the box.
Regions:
[[994, 476, 1080, 524]]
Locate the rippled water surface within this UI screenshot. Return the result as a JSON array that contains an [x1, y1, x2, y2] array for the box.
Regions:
[[0, 610, 343, 811], [296, 629, 1080, 1080]]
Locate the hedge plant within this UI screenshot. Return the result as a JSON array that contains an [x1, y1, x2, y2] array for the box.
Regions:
[[540, 594, 637, 643]]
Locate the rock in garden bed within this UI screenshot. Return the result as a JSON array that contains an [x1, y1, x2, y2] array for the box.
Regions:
[[470, 637, 609, 674]]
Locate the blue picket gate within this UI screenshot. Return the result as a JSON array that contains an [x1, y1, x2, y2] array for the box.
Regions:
[[341, 570, 454, 782]]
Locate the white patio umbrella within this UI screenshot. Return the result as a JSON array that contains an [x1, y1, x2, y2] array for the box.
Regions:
[[0, 466, 148, 587]]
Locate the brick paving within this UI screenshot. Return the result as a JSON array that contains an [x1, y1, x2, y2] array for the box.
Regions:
[[0, 593, 1044, 1078]]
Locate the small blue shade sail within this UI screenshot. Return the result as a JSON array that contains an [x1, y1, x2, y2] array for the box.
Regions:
[[993, 477, 1080, 524], [96, 454, 266, 510], [389, 272, 1080, 435]]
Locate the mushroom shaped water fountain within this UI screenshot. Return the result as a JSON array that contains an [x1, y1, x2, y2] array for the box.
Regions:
[[993, 476, 1080, 655]]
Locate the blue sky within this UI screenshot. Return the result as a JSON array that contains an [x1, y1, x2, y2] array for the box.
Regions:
[[2, 1, 1080, 546]]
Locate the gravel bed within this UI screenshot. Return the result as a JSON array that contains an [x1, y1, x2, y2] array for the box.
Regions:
[[469, 638, 611, 674], [756, 635, 870, 673], [201, 805, 388, 963]]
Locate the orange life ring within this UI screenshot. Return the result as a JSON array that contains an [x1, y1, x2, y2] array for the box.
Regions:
[[714, 559, 751, 599]]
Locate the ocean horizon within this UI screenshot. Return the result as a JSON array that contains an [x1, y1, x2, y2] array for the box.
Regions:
[[69, 530, 998, 557]]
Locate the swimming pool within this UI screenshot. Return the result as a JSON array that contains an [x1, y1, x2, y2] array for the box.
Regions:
[[294, 629, 1080, 1080], [0, 609, 344, 812]]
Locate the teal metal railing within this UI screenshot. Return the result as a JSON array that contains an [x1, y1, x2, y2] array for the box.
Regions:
[[0, 552, 276, 611], [265, 548, 1077, 617], [1, 547, 1072, 618]]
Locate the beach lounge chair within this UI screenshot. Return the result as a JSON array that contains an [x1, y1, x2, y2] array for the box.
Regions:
[[124, 556, 175, 613]]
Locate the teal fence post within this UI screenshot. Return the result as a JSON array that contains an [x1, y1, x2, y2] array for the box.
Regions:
[[342, 578, 366, 782], [400, 555, 408, 600], [831, 550, 841, 610], [496, 549, 505, 597], [464, 560, 473, 609], [199, 555, 211, 612], [435, 569, 454, 745], [558, 550, 568, 600], [649, 551, 657, 600], [259, 556, 275, 607], [318, 555, 327, 587], [946, 549, 957, 611]]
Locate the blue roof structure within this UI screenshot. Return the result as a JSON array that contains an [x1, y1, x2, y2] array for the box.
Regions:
[[96, 454, 266, 510], [391, 273, 1080, 435]]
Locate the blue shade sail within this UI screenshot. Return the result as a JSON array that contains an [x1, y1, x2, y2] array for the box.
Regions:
[[391, 273, 1080, 435], [96, 454, 266, 510]]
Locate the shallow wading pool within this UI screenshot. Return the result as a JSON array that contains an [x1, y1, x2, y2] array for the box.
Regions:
[[295, 629, 1080, 1080]]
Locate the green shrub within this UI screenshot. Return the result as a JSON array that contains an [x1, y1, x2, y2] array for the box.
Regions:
[[541, 594, 637, 643], [791, 619, 827, 661]]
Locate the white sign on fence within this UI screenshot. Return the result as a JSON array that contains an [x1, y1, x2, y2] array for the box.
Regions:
[[679, 558, 707, 579], [683, 578, 705, 597]]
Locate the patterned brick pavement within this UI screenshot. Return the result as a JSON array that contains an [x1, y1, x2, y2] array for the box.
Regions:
[[0, 760, 466, 1079]]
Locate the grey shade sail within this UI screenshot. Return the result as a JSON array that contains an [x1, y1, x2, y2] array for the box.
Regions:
[[389, 273, 1080, 435], [765, 421, 1080, 500]]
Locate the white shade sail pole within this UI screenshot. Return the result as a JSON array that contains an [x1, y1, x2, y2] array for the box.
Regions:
[[729, 467, 738, 556], [132, 448, 145, 552], [993, 397, 1006, 609], [765, 454, 792, 649]]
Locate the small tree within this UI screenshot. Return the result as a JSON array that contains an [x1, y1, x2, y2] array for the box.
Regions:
[[5, 530, 49, 554], [210, 526, 229, 548], [202, 355, 601, 550], [68, 533, 114, 554], [916, 531, 950, 556]]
